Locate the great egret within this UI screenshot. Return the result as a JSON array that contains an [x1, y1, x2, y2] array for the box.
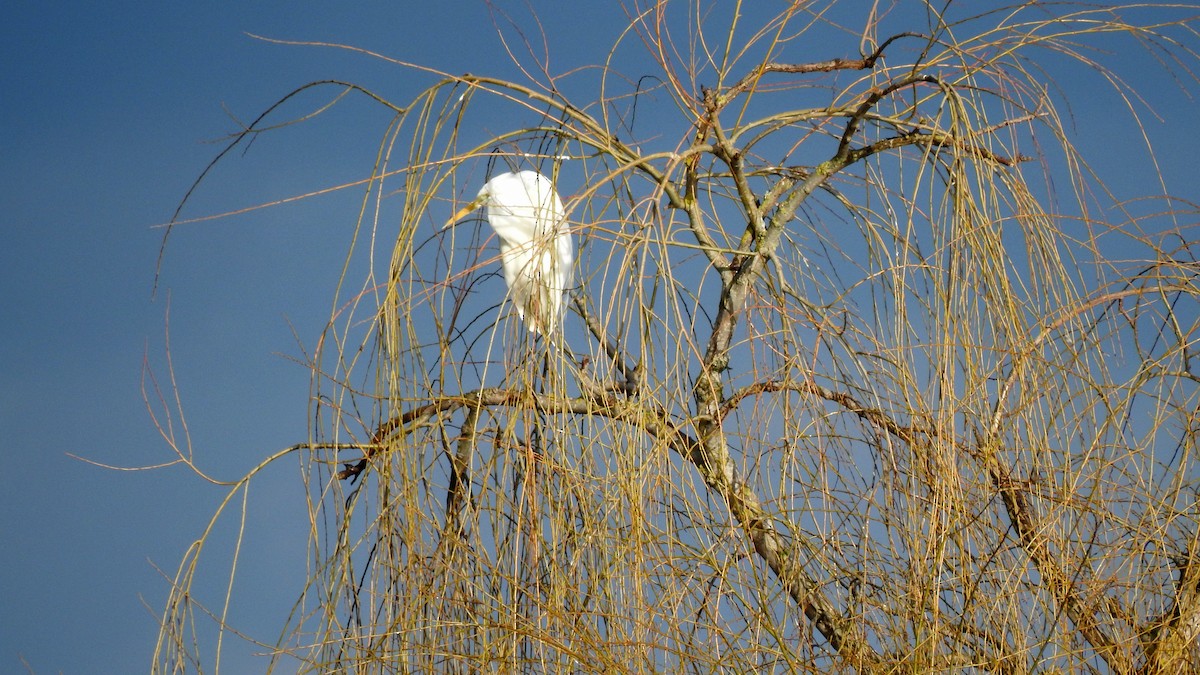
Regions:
[[449, 170, 574, 337]]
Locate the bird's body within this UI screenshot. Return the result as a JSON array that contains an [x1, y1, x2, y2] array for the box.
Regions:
[[451, 170, 574, 337]]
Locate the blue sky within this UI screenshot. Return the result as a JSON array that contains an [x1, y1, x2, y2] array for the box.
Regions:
[[3, 2, 1199, 672]]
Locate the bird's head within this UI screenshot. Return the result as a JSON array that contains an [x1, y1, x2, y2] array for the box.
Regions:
[[444, 170, 558, 233]]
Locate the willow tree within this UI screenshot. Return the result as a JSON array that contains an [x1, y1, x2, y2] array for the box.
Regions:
[[154, 2, 1200, 673]]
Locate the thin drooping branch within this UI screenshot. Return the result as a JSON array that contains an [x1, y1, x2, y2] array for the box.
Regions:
[[986, 450, 1131, 672], [338, 381, 879, 666], [723, 368, 1141, 672], [156, 80, 406, 294]]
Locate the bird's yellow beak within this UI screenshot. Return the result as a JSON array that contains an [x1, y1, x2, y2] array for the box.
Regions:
[[442, 196, 485, 232]]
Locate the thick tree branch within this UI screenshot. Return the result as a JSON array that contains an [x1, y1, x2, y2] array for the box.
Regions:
[[722, 32, 924, 102], [1142, 546, 1200, 673]]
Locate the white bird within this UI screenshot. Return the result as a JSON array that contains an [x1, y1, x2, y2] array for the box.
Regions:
[[449, 170, 574, 337]]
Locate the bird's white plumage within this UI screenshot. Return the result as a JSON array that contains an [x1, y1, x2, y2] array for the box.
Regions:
[[457, 170, 573, 337]]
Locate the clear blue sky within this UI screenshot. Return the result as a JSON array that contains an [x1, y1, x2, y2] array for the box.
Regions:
[[2, 2, 1197, 672]]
